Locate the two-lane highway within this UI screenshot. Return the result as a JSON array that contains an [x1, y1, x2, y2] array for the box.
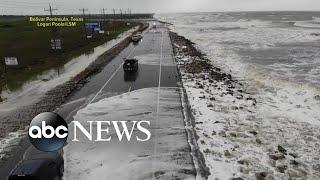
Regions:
[[2, 22, 196, 180], [61, 22, 196, 179]]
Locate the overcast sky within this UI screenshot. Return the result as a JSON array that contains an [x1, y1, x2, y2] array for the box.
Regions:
[[1, 0, 320, 15]]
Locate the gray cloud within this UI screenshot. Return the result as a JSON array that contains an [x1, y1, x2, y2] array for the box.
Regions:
[[1, 0, 320, 15]]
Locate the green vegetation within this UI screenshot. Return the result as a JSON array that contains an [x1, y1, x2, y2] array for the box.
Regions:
[[0, 18, 138, 92]]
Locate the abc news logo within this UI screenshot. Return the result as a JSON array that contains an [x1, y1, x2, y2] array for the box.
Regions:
[[29, 112, 151, 152]]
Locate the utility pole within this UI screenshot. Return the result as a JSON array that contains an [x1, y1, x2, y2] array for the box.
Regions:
[[112, 9, 116, 19], [79, 8, 88, 38], [102, 8, 106, 22], [44, 4, 57, 17], [119, 8, 123, 19], [127, 8, 130, 18], [45, 4, 59, 51]]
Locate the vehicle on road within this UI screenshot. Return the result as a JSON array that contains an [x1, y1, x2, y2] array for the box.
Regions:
[[123, 58, 139, 72], [152, 22, 157, 28], [8, 147, 64, 180], [131, 34, 142, 43]]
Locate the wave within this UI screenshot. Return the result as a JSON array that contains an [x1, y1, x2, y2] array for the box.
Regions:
[[294, 17, 320, 28]]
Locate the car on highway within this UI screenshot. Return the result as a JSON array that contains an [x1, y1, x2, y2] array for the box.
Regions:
[[123, 58, 139, 72], [131, 34, 142, 43], [7, 147, 64, 180], [152, 22, 157, 28]]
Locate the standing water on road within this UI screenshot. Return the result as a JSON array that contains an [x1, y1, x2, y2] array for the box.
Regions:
[[157, 12, 320, 179]]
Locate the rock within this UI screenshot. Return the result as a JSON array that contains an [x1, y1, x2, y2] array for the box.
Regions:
[[256, 138, 262, 144], [278, 145, 287, 155], [210, 97, 215, 101], [277, 165, 288, 173], [311, 33, 320, 36], [203, 148, 211, 154], [290, 160, 299, 166], [288, 168, 307, 178], [269, 153, 285, 161], [266, 175, 275, 180], [229, 132, 237, 137], [315, 95, 320, 101], [212, 131, 216, 136], [249, 130, 258, 135], [256, 172, 268, 180], [232, 177, 244, 180], [268, 159, 276, 167], [218, 131, 226, 137], [207, 103, 213, 107], [289, 152, 298, 158], [227, 91, 234, 96], [231, 106, 239, 110], [246, 97, 257, 103], [238, 159, 250, 165], [312, 164, 320, 172], [224, 150, 232, 157]]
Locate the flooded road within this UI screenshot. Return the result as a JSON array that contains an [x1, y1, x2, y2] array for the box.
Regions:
[[62, 23, 195, 179], [0, 23, 196, 179]]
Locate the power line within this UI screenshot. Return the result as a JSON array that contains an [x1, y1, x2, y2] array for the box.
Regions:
[[0, 4, 44, 9], [79, 8, 88, 38], [44, 4, 58, 17], [0, 0, 47, 5]]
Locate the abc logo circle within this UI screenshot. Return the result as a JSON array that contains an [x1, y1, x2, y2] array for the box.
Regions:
[[28, 112, 68, 152]]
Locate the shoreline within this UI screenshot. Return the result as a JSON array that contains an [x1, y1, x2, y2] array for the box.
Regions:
[[169, 30, 259, 179], [167, 15, 320, 178]]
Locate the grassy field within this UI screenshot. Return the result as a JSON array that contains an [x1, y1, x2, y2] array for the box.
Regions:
[[0, 18, 138, 93]]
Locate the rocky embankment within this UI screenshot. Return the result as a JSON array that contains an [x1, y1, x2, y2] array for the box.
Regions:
[[169, 31, 316, 180]]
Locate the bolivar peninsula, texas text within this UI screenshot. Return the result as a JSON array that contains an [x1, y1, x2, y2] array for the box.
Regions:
[[29, 16, 84, 27]]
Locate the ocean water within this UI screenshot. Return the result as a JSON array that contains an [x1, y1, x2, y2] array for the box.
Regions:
[[157, 11, 320, 123], [157, 12, 320, 179], [157, 12, 320, 87]]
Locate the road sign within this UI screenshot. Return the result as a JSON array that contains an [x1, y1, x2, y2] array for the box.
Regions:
[[99, 30, 105, 34], [85, 22, 101, 32], [51, 39, 62, 50], [4, 57, 18, 66]]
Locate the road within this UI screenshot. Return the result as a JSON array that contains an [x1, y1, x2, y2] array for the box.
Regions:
[[1, 22, 196, 179]]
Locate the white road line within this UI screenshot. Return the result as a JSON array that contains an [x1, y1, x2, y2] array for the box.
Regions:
[[65, 45, 137, 120], [88, 45, 137, 105], [153, 29, 164, 176]]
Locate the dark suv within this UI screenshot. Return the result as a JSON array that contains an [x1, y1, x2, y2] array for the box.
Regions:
[[123, 58, 139, 72], [8, 147, 64, 180]]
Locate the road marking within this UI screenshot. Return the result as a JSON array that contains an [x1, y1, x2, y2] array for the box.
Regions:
[[88, 45, 137, 104], [128, 84, 132, 92], [153, 28, 164, 176], [65, 44, 137, 120]]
